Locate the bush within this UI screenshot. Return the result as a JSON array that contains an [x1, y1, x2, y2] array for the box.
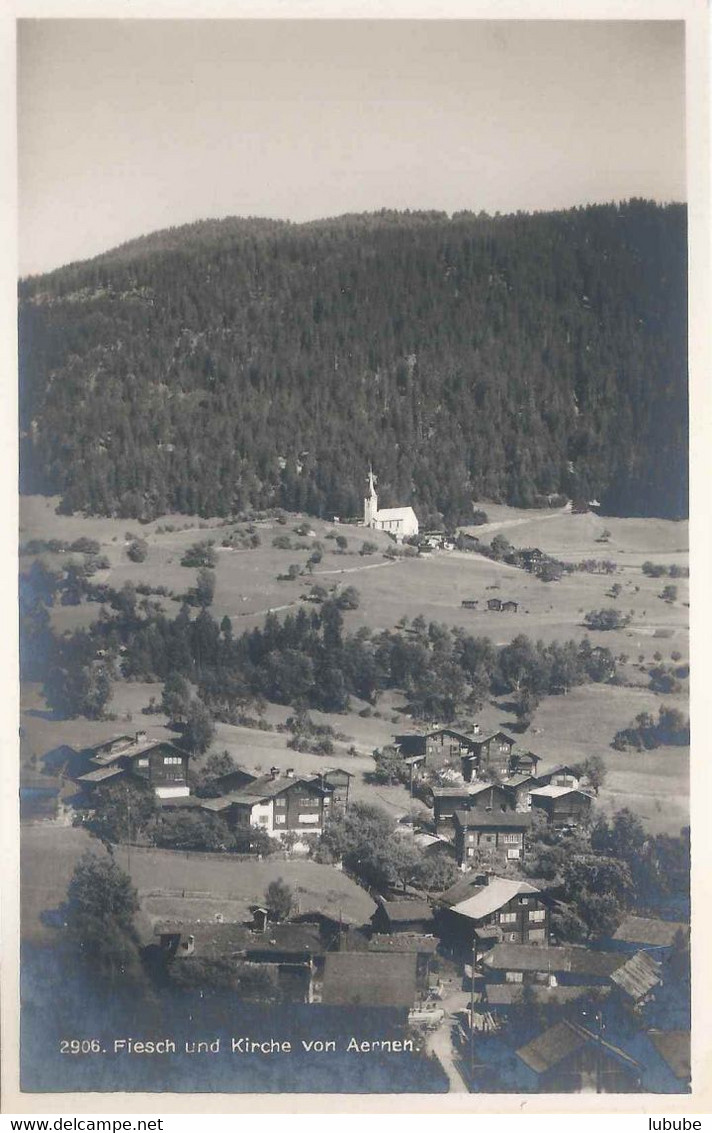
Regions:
[[181, 540, 217, 568], [584, 608, 631, 631], [127, 538, 149, 563]]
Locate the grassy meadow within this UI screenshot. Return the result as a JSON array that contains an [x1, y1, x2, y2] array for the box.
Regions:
[[20, 496, 689, 846]]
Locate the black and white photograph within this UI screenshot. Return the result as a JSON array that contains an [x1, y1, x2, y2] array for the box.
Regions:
[[8, 6, 707, 1108]]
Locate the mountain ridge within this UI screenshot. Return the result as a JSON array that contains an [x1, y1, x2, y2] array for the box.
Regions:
[[19, 199, 688, 523]]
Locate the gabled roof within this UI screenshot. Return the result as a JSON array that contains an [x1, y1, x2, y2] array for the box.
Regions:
[[375, 506, 418, 522], [322, 951, 417, 1007], [648, 1031, 691, 1081], [91, 739, 184, 767], [78, 765, 124, 783], [482, 943, 624, 978], [432, 782, 492, 799], [536, 764, 580, 780], [503, 774, 536, 788], [454, 809, 532, 830], [367, 934, 438, 955], [452, 878, 541, 921], [609, 950, 662, 1001], [485, 984, 609, 1006], [468, 730, 517, 747], [153, 920, 324, 959], [612, 915, 689, 948], [530, 785, 592, 800], [376, 899, 434, 924], [517, 1020, 641, 1076]]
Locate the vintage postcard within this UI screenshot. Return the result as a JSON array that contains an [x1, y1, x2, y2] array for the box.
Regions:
[[4, 0, 710, 1114]]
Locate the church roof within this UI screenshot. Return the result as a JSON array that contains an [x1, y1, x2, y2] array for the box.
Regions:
[[376, 507, 418, 521]]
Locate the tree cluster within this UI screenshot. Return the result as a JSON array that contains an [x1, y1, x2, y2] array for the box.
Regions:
[[20, 202, 687, 523]]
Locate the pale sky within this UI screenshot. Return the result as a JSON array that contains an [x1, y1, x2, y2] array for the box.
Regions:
[[17, 19, 686, 277]]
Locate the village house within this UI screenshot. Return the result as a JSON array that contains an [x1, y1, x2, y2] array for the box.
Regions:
[[534, 764, 581, 790], [609, 916, 690, 963], [479, 942, 662, 1006], [315, 767, 353, 810], [515, 1020, 643, 1093], [436, 876, 550, 958], [154, 918, 325, 1002], [200, 767, 331, 842], [459, 730, 519, 780], [371, 898, 436, 936], [393, 727, 481, 771], [338, 930, 438, 995], [453, 810, 532, 868], [529, 785, 594, 828], [363, 467, 418, 540], [432, 781, 512, 834], [501, 600, 519, 613], [77, 732, 190, 799], [321, 950, 419, 1009], [501, 773, 538, 813], [486, 597, 502, 611]]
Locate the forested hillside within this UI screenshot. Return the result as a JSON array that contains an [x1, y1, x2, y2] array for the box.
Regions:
[[19, 201, 687, 522]]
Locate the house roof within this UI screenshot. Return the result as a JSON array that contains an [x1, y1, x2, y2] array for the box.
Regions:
[[481, 943, 625, 978], [517, 1021, 641, 1076], [91, 739, 183, 767], [503, 775, 536, 789], [78, 765, 125, 783], [367, 934, 439, 955], [432, 783, 491, 799], [469, 730, 517, 747], [454, 809, 532, 830], [612, 915, 689, 948], [154, 920, 323, 959], [529, 785, 592, 800], [376, 899, 434, 924], [156, 795, 201, 809], [319, 767, 355, 779], [648, 1031, 691, 1081], [609, 950, 662, 1001], [241, 773, 327, 799], [321, 951, 418, 1007], [485, 984, 609, 1006], [452, 878, 541, 921]]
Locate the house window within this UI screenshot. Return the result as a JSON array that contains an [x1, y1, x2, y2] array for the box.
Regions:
[[528, 928, 546, 942], [137, 758, 149, 767], [275, 798, 286, 807], [507, 848, 521, 860], [528, 909, 546, 922], [521, 898, 530, 906], [163, 756, 183, 765], [275, 815, 286, 825], [298, 813, 320, 824], [505, 971, 523, 984], [502, 833, 520, 844], [258, 816, 269, 825], [467, 847, 475, 858], [499, 912, 517, 924], [299, 796, 317, 805]]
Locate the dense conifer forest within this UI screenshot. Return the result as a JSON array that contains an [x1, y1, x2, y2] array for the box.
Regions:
[[19, 200, 687, 522]]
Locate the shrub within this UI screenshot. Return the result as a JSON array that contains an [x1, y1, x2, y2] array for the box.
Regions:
[[127, 538, 149, 563]]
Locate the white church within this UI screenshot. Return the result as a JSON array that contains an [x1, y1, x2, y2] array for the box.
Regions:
[[363, 467, 419, 540]]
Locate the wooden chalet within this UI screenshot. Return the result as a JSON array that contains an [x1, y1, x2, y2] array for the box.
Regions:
[[516, 1021, 642, 1092], [321, 950, 419, 1008], [436, 876, 550, 957], [371, 898, 435, 936], [460, 730, 518, 780], [432, 781, 512, 833], [453, 809, 532, 867], [529, 785, 594, 828], [200, 768, 331, 841], [77, 732, 190, 799]]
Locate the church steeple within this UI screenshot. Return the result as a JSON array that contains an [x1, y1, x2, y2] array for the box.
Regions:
[[364, 465, 378, 526]]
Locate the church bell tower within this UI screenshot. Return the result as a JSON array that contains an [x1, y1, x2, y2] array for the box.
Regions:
[[364, 466, 378, 527]]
